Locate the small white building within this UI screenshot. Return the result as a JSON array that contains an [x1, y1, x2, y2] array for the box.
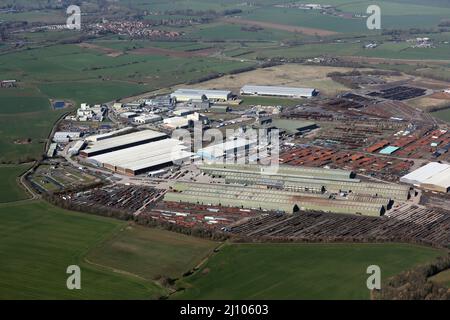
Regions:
[[134, 114, 162, 124]]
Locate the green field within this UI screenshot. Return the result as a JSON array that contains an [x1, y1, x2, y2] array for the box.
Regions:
[[0, 164, 31, 203], [0, 200, 221, 299], [87, 225, 218, 280], [431, 109, 450, 123], [175, 243, 444, 300], [0, 201, 163, 299], [240, 0, 450, 32], [239, 96, 301, 107]]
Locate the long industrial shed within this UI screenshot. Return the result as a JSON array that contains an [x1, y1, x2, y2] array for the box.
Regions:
[[80, 130, 167, 157], [164, 182, 386, 216]]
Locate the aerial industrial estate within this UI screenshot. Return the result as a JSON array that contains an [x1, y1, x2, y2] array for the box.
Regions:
[[2, 0, 450, 304]]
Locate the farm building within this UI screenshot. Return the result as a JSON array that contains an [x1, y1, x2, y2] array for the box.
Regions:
[[400, 162, 450, 193], [164, 182, 386, 216], [171, 89, 232, 102], [80, 130, 167, 157], [88, 138, 192, 176], [240, 85, 318, 98], [197, 138, 258, 161]]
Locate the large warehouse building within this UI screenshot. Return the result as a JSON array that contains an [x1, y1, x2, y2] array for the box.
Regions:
[[80, 130, 167, 157], [400, 162, 450, 193], [164, 182, 387, 216], [88, 138, 192, 176], [240, 85, 318, 98], [171, 89, 232, 102], [199, 163, 410, 201]]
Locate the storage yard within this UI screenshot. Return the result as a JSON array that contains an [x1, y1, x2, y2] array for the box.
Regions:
[[228, 204, 450, 248], [68, 184, 166, 214], [279, 146, 414, 181]]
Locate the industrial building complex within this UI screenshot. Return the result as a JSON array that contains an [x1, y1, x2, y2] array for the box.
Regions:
[[162, 163, 411, 216]]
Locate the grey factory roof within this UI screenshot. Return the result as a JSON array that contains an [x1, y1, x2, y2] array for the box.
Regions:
[[200, 163, 354, 181], [241, 85, 317, 97], [82, 130, 167, 156], [199, 163, 410, 200], [165, 182, 384, 216]]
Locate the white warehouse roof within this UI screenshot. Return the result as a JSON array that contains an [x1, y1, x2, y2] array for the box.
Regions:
[[81, 130, 167, 157], [90, 138, 192, 174], [171, 89, 232, 101], [240, 85, 318, 98], [400, 162, 450, 192], [197, 138, 258, 160]]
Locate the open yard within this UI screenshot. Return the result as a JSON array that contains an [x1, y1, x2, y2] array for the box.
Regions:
[[175, 243, 444, 300], [183, 64, 354, 96]]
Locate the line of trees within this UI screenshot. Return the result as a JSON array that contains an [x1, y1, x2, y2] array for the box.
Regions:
[[374, 255, 450, 300]]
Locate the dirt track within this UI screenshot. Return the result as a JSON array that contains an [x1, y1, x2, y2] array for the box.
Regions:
[[130, 47, 216, 58], [78, 43, 123, 57], [222, 17, 338, 36]]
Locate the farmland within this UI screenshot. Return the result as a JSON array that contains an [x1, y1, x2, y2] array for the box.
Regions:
[[0, 164, 31, 203], [0, 201, 218, 299], [87, 225, 217, 280], [175, 243, 444, 300], [0, 201, 161, 299]]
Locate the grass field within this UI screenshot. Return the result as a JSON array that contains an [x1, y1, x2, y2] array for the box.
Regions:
[[0, 164, 31, 203], [239, 96, 301, 107], [431, 108, 450, 123], [175, 243, 444, 300], [0, 201, 162, 299], [0, 200, 220, 299], [87, 225, 218, 280]]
